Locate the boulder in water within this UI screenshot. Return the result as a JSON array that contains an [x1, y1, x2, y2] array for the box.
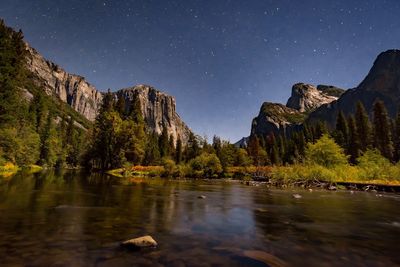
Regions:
[[121, 235, 157, 249]]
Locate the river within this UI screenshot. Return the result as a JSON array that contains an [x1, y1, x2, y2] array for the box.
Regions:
[[0, 171, 399, 266]]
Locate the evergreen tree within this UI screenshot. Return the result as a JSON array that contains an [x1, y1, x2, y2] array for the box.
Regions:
[[0, 22, 27, 126], [185, 132, 200, 161], [333, 110, 349, 149], [129, 94, 143, 124], [168, 134, 175, 158], [159, 127, 170, 158], [355, 101, 371, 151], [347, 115, 361, 164], [393, 112, 400, 162], [116, 95, 126, 117], [247, 135, 268, 165], [372, 100, 393, 160], [270, 143, 280, 165], [175, 136, 183, 163], [314, 121, 328, 140], [144, 133, 161, 165]]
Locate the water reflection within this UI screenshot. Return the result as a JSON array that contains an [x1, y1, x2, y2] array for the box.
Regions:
[[0, 171, 399, 266]]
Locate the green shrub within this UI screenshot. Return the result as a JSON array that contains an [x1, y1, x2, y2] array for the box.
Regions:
[[189, 152, 223, 178], [357, 149, 392, 180], [305, 134, 348, 167]]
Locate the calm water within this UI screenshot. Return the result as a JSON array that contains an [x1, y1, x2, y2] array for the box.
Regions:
[[0, 171, 399, 267]]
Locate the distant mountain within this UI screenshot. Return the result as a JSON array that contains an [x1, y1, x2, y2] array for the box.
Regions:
[[247, 83, 343, 139], [308, 50, 400, 127], [286, 83, 343, 112], [243, 49, 400, 142], [234, 137, 249, 148], [24, 40, 192, 143]]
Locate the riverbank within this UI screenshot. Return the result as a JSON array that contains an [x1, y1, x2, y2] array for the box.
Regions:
[[105, 164, 400, 191], [3, 163, 400, 192], [0, 163, 42, 178]]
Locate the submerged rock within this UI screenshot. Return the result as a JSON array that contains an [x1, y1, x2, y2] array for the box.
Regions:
[[243, 250, 287, 267], [121, 235, 157, 249], [292, 194, 302, 199], [198, 195, 206, 199]]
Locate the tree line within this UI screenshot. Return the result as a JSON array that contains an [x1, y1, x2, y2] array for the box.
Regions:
[[0, 20, 86, 168], [246, 100, 400, 167], [1, 20, 400, 177]]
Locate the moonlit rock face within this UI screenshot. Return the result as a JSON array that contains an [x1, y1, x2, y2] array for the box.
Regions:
[[308, 49, 400, 127], [24, 43, 192, 144], [25, 44, 103, 121], [251, 102, 304, 137], [286, 83, 339, 112], [117, 85, 192, 144]]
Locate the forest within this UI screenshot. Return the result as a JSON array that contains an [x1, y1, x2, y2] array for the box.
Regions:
[[1, 19, 400, 186]]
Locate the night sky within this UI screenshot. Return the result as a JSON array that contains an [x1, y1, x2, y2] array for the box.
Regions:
[[1, 0, 400, 142]]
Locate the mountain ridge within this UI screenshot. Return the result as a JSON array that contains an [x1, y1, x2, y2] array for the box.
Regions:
[[24, 41, 192, 143], [244, 49, 400, 143]]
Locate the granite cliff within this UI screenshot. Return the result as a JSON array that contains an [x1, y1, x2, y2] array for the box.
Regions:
[[286, 83, 343, 112], [308, 49, 400, 127], [244, 49, 400, 142], [246, 83, 343, 139], [24, 43, 192, 143]]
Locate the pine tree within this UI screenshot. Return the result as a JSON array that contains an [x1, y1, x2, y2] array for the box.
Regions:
[[355, 101, 371, 152], [159, 127, 170, 158], [314, 121, 328, 140], [393, 112, 400, 162], [116, 95, 126, 117], [247, 135, 269, 165], [270, 143, 280, 165], [333, 110, 349, 149], [175, 136, 183, 163], [372, 100, 393, 160], [185, 132, 200, 161], [129, 94, 143, 124], [144, 133, 161, 165], [347, 115, 361, 164], [168, 134, 175, 158], [0, 22, 26, 126]]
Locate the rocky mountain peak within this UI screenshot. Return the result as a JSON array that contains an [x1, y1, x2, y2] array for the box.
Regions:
[[357, 49, 400, 98], [23, 42, 192, 144], [286, 83, 341, 112], [25, 44, 103, 121], [117, 85, 191, 143], [251, 102, 305, 136]]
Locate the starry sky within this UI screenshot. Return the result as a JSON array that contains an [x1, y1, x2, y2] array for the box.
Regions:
[[1, 0, 400, 142]]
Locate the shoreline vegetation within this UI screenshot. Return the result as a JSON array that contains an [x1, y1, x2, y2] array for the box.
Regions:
[[1, 21, 400, 192], [104, 161, 400, 191]]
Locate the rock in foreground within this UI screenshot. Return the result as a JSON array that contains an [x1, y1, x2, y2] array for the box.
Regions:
[[121, 235, 157, 249]]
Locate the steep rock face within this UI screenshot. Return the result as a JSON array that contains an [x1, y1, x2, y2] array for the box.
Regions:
[[251, 102, 304, 137], [23, 43, 192, 143], [316, 85, 346, 97], [286, 83, 340, 112], [308, 49, 400, 127], [117, 85, 191, 143], [25, 45, 103, 121], [249, 82, 342, 138]]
